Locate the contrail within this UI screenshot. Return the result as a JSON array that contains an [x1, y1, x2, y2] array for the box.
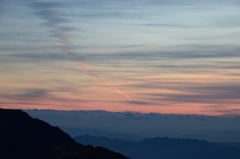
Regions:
[[53, 43, 94, 70], [54, 43, 131, 101], [95, 79, 131, 101], [28, 1, 131, 101]]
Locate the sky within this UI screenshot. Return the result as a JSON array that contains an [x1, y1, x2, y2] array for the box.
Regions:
[[1, 0, 240, 116]]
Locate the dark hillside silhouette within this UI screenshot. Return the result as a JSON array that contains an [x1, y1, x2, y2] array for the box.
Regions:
[[0, 109, 129, 159], [34, 143, 129, 159], [0, 108, 76, 159]]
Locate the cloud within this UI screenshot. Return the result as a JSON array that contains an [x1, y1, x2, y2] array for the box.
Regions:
[[0, 88, 79, 102], [0, 89, 49, 100], [214, 109, 240, 113], [1, 0, 238, 115], [142, 23, 195, 28], [34, 9, 68, 27], [124, 101, 154, 105], [14, 89, 48, 98], [0, 0, 6, 14], [28, 1, 75, 43], [49, 27, 76, 43], [26, 1, 88, 66], [26, 1, 132, 101], [138, 84, 240, 104], [151, 93, 239, 104], [28, 1, 61, 9], [214, 16, 240, 28], [24, 109, 240, 137], [147, 0, 235, 6], [75, 45, 240, 64], [75, 10, 124, 19], [9, 53, 70, 61]]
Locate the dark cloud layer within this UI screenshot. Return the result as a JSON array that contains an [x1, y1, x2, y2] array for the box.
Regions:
[[15, 89, 48, 98], [135, 84, 240, 104], [24, 109, 240, 137], [78, 46, 240, 63], [0, 89, 49, 100]]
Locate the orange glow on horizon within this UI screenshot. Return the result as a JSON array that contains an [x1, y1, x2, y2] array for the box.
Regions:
[[1, 94, 239, 116]]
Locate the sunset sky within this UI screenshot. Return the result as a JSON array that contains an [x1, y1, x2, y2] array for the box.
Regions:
[[1, 0, 240, 116]]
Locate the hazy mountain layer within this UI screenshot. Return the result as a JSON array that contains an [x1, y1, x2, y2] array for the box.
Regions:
[[61, 126, 146, 141], [74, 135, 240, 159]]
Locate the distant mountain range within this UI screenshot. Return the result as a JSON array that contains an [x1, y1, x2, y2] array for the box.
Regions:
[[60, 126, 147, 141], [61, 126, 240, 142], [2, 108, 239, 159], [175, 131, 240, 142], [0, 108, 129, 159], [74, 135, 240, 159]]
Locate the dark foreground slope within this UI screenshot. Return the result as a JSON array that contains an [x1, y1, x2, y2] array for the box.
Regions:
[[0, 108, 76, 159], [34, 144, 129, 159], [0, 109, 129, 159], [74, 135, 240, 159]]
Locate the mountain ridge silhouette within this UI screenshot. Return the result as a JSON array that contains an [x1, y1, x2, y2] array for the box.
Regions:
[[0, 108, 129, 159]]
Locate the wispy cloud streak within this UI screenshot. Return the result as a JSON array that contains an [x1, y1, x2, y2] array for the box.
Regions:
[[27, 1, 131, 101]]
